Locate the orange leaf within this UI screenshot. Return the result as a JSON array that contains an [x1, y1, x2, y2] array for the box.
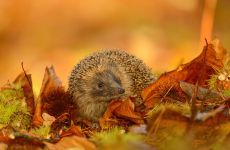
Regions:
[[44, 136, 96, 150], [50, 113, 71, 140], [142, 39, 226, 109], [61, 125, 85, 138], [99, 99, 144, 129], [102, 100, 123, 119], [114, 99, 144, 124], [13, 72, 35, 115], [99, 100, 122, 129], [32, 66, 63, 127]]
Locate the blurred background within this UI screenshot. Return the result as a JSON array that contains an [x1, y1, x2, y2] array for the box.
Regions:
[[0, 0, 229, 94]]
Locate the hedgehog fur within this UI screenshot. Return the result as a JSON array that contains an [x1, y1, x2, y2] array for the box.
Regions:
[[68, 50, 155, 121]]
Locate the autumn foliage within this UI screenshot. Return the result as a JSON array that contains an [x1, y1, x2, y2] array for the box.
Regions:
[[1, 39, 230, 149]]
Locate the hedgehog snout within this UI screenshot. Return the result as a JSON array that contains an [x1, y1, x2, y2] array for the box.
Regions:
[[117, 88, 125, 94]]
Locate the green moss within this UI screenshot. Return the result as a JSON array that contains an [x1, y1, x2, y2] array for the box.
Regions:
[[91, 127, 144, 150], [207, 74, 219, 89], [147, 102, 191, 118], [224, 90, 230, 97], [30, 125, 51, 138], [155, 136, 191, 150], [9, 111, 31, 130], [0, 83, 31, 130], [207, 62, 230, 90]]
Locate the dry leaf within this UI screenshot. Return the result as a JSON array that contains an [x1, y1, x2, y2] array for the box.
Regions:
[[44, 136, 96, 150], [147, 108, 189, 137], [99, 100, 122, 129], [180, 81, 220, 99], [142, 39, 226, 109], [114, 99, 144, 124], [7, 137, 45, 150], [50, 113, 71, 140], [32, 66, 64, 127], [61, 125, 85, 138], [147, 105, 230, 148], [42, 113, 56, 127], [0, 143, 8, 150], [99, 99, 144, 129], [13, 72, 35, 115]]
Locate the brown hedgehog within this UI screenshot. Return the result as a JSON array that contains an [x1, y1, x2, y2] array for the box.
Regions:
[[68, 50, 155, 122]]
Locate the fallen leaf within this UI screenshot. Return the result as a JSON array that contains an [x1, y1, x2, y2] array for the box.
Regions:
[[42, 113, 56, 127], [147, 108, 189, 137], [114, 99, 144, 124], [32, 66, 64, 127], [7, 137, 45, 150], [180, 81, 220, 99], [13, 72, 35, 115], [44, 136, 96, 150], [195, 105, 226, 121], [142, 39, 226, 109], [50, 113, 71, 141], [0, 143, 7, 150], [61, 125, 85, 138], [99, 100, 122, 129], [147, 104, 230, 149], [99, 99, 144, 129]]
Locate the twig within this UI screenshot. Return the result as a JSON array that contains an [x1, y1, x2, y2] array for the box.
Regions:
[[21, 62, 32, 89], [190, 81, 199, 121], [184, 81, 199, 137], [160, 84, 174, 102], [216, 86, 226, 101], [147, 107, 165, 137], [205, 38, 208, 46]]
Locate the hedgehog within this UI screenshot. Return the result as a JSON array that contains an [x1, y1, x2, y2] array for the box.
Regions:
[[68, 50, 155, 122]]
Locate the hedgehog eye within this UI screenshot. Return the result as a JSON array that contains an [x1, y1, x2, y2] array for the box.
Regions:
[[227, 75, 230, 81], [98, 82, 104, 88]]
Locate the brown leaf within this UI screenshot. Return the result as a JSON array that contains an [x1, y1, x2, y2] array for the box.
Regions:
[[61, 125, 85, 138], [142, 39, 226, 109], [147, 105, 230, 148], [99, 100, 122, 129], [147, 108, 189, 137], [99, 99, 144, 129], [50, 113, 71, 140], [180, 81, 220, 100], [195, 105, 229, 125], [13, 72, 35, 115], [32, 66, 65, 127], [102, 100, 123, 119], [44, 136, 96, 150], [42, 113, 56, 127], [114, 99, 144, 124], [7, 137, 45, 150]]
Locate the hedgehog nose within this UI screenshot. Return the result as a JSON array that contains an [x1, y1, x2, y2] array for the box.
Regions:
[[118, 88, 125, 94]]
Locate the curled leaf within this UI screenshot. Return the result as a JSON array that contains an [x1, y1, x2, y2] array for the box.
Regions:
[[99, 99, 144, 129], [114, 99, 144, 124], [142, 39, 226, 109], [44, 136, 96, 150], [13, 72, 35, 115], [32, 66, 64, 127]]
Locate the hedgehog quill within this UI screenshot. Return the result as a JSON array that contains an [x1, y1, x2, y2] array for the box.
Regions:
[[68, 50, 155, 122]]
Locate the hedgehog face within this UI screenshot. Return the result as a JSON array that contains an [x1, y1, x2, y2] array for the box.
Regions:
[[89, 69, 125, 102]]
